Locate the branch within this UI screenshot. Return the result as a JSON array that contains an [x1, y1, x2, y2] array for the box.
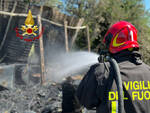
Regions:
[[0, 2, 17, 50], [0, 10, 87, 30]]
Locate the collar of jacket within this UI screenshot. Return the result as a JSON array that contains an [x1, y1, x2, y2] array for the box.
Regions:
[[111, 50, 142, 65]]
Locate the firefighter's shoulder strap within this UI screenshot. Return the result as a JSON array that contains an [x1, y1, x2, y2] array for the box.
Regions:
[[96, 57, 124, 113], [108, 57, 124, 113]]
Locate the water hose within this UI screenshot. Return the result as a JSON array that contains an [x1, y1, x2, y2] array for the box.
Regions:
[[108, 57, 124, 113]]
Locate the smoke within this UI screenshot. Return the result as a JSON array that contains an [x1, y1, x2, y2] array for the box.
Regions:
[[0, 64, 15, 89], [0, 44, 99, 85], [45, 50, 99, 83]]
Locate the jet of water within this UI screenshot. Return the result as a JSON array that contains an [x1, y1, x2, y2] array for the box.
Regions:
[[45, 51, 99, 82]]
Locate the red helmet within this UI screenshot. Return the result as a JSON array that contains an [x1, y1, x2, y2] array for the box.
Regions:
[[103, 21, 139, 54]]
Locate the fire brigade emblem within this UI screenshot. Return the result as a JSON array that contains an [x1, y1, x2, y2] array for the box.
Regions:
[[15, 10, 44, 42], [21, 10, 38, 36]]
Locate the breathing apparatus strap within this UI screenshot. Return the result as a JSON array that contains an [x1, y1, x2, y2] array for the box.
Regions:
[[108, 57, 124, 113]]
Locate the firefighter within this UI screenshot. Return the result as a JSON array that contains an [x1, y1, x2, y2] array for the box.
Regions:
[[62, 77, 82, 113], [77, 21, 150, 113]]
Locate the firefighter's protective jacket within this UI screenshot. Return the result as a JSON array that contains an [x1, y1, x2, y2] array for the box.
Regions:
[[77, 51, 150, 113]]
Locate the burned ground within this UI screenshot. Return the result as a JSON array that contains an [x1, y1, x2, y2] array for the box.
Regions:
[[0, 83, 62, 113]]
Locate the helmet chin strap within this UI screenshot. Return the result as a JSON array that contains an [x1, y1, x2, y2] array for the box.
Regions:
[[128, 48, 133, 51]]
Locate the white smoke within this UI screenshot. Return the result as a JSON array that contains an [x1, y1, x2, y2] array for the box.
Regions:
[[45, 51, 99, 83]]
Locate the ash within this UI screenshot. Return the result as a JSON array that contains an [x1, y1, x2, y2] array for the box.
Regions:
[[0, 83, 62, 113]]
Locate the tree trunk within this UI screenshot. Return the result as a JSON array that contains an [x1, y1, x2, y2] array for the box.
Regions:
[[71, 18, 84, 49], [86, 25, 91, 52], [38, 6, 45, 85], [64, 20, 69, 52]]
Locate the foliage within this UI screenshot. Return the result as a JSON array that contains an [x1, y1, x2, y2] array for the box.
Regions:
[[62, 0, 150, 64], [44, 0, 63, 8], [23, 0, 62, 8]]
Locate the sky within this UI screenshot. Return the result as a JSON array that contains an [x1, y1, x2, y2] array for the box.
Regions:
[[60, 0, 150, 11], [145, 0, 150, 10]]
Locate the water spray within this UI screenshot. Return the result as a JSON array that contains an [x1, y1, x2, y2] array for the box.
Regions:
[[45, 51, 99, 83]]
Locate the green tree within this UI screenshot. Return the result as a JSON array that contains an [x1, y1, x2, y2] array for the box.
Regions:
[[62, 0, 150, 64]]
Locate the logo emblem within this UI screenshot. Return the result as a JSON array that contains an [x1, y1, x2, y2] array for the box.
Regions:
[[112, 33, 125, 47], [15, 10, 44, 42]]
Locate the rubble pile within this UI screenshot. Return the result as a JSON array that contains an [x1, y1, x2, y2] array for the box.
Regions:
[[0, 83, 62, 113]]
